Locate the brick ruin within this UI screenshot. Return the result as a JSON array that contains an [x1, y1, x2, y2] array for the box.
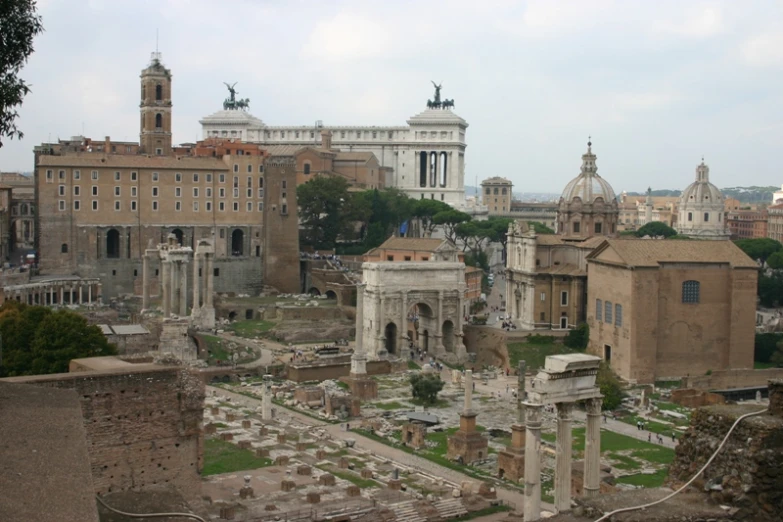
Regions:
[[400, 422, 427, 449]]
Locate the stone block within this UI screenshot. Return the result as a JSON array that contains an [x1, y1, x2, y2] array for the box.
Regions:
[[225, 413, 236, 422], [297, 465, 312, 476], [220, 433, 234, 441], [339, 457, 349, 469], [360, 469, 373, 479], [256, 448, 270, 458], [319, 474, 336, 486], [210, 407, 220, 415], [275, 455, 290, 466], [204, 423, 217, 435], [242, 420, 251, 429], [342, 376, 378, 401], [306, 492, 321, 504], [219, 506, 235, 520], [277, 433, 287, 444], [296, 442, 307, 451], [239, 486, 254, 499], [281, 480, 296, 492], [447, 414, 488, 465], [345, 485, 361, 497], [259, 427, 268, 436], [315, 449, 327, 460], [401, 423, 427, 449], [238, 440, 252, 450], [388, 479, 402, 490]]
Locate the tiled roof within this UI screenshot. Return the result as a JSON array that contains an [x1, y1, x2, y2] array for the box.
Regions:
[[536, 263, 585, 276], [591, 239, 758, 268], [378, 237, 452, 251], [37, 154, 228, 170], [264, 144, 302, 156], [536, 235, 606, 250], [334, 151, 375, 162]]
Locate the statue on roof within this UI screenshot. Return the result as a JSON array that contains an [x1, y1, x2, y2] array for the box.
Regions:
[[427, 81, 454, 110], [224, 82, 238, 102], [431, 81, 442, 104], [222, 82, 250, 111]]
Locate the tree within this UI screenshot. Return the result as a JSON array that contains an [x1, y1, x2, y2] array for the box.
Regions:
[[596, 362, 623, 410], [635, 222, 678, 238], [297, 175, 352, 249], [486, 217, 513, 262], [0, 302, 116, 377], [434, 210, 471, 244], [767, 251, 783, 270], [410, 373, 445, 405], [413, 199, 451, 237], [734, 238, 782, 264], [564, 323, 589, 350], [756, 333, 783, 364], [528, 221, 555, 234], [758, 272, 783, 308], [771, 339, 783, 368], [0, 0, 44, 147]]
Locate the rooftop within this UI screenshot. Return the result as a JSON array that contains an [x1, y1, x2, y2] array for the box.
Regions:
[[376, 237, 452, 252], [589, 239, 758, 268]]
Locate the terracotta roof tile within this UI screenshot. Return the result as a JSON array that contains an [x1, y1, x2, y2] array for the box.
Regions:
[[593, 239, 758, 268], [378, 237, 452, 252], [37, 154, 228, 170]]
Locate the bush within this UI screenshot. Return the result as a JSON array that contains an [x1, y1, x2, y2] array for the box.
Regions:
[[597, 362, 624, 411], [755, 333, 783, 363], [410, 373, 445, 405], [564, 323, 589, 350], [527, 334, 556, 344]]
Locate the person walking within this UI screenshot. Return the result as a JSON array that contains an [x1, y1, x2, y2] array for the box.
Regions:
[[648, 433, 651, 442]]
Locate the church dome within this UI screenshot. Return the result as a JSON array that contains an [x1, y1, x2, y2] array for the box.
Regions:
[[679, 162, 723, 208], [676, 160, 729, 240], [560, 142, 616, 204]]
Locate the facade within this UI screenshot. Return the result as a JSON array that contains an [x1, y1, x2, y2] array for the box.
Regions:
[[0, 185, 10, 263], [727, 209, 768, 240], [617, 192, 679, 232], [200, 86, 468, 207], [557, 142, 619, 240], [1, 172, 35, 253], [773, 184, 783, 205], [586, 239, 757, 383], [139, 52, 173, 156], [676, 160, 729, 240], [768, 204, 783, 243], [464, 266, 483, 310], [481, 177, 513, 215]]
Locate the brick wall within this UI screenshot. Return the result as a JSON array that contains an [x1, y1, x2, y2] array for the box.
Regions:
[[263, 158, 301, 294], [1, 367, 205, 499]]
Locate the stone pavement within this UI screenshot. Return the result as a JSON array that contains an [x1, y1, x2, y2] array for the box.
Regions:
[[571, 409, 678, 449]]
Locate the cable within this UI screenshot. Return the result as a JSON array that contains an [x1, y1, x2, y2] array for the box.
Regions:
[[593, 408, 767, 522], [95, 495, 207, 522]]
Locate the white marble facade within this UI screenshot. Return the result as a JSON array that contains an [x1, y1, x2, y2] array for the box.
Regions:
[[676, 160, 729, 240]]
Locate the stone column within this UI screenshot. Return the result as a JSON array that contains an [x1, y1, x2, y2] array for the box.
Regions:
[[180, 260, 188, 317], [192, 253, 200, 310], [464, 370, 473, 413], [205, 255, 214, 307], [59, 286, 64, 306], [399, 290, 407, 355], [170, 261, 179, 315], [436, 290, 444, 352], [161, 260, 171, 317], [262, 376, 272, 420], [555, 402, 574, 513], [523, 402, 543, 522], [351, 284, 367, 375], [517, 361, 527, 424], [88, 283, 92, 305], [142, 254, 150, 310], [584, 397, 602, 498]]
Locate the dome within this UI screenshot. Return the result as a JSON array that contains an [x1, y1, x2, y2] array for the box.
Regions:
[[560, 143, 616, 204], [679, 162, 723, 209], [676, 161, 729, 240]]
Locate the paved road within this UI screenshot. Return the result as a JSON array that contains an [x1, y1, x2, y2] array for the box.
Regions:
[[209, 386, 556, 516]]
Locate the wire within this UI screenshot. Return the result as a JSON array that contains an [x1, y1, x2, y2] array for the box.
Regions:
[[593, 408, 767, 522], [95, 495, 207, 522]]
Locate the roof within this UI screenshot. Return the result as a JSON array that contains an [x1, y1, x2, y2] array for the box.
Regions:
[[481, 176, 512, 185], [199, 108, 265, 127], [535, 235, 606, 250], [106, 324, 150, 335], [263, 144, 302, 156], [37, 154, 228, 170], [407, 108, 468, 126], [536, 263, 585, 276], [377, 237, 453, 252], [405, 411, 440, 425], [334, 151, 375, 162], [588, 239, 758, 268]]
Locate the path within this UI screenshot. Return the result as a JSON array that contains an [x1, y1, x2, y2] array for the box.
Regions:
[[209, 386, 556, 515]]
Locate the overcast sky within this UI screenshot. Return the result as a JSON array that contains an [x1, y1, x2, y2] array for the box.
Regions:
[[2, 0, 783, 194]]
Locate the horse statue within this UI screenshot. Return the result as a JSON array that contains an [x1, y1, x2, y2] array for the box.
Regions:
[[442, 99, 455, 109], [236, 98, 251, 110]]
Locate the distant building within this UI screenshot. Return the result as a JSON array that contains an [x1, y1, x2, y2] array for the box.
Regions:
[[676, 160, 729, 240], [481, 177, 513, 215], [617, 191, 678, 232], [768, 204, 783, 243], [586, 239, 757, 383], [727, 209, 768, 240], [0, 172, 35, 253], [773, 184, 783, 205]]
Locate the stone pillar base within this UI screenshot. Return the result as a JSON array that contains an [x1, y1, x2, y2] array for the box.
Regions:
[[388, 479, 402, 490], [446, 413, 488, 464], [497, 449, 525, 482], [341, 375, 378, 401]]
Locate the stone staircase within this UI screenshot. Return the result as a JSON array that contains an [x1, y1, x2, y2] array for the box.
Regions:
[[433, 498, 468, 519], [389, 499, 427, 522]]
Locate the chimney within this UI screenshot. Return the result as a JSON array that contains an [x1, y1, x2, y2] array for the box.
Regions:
[[321, 130, 332, 150], [104, 136, 111, 153]]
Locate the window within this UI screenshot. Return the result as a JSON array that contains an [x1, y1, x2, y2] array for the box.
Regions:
[[233, 164, 239, 173], [175, 172, 182, 182], [704, 212, 709, 222], [615, 304, 622, 327], [219, 174, 225, 183], [92, 200, 98, 211], [213, 268, 220, 277], [193, 201, 199, 212], [540, 292, 546, 302], [258, 202, 263, 211], [485, 187, 490, 195], [233, 201, 239, 211], [304, 163, 311, 175], [152, 201, 158, 211], [131, 201, 137, 211], [595, 222, 602, 234], [114, 186, 120, 196], [58, 200, 65, 211], [155, 84, 162, 100], [687, 212, 693, 222], [219, 188, 225, 198], [193, 187, 199, 197], [281, 204, 288, 214], [46, 170, 53, 182], [682, 280, 700, 303], [131, 186, 137, 197], [560, 291, 568, 306], [282, 192, 286, 199], [247, 188, 252, 197], [206, 173, 212, 182], [282, 180, 287, 189], [259, 165, 264, 173], [259, 177, 264, 188], [155, 113, 162, 128], [152, 172, 159, 181], [175, 201, 181, 211], [206, 187, 212, 197], [74, 170, 81, 180], [114, 201, 120, 211], [59, 170, 65, 180], [605, 301, 613, 324], [92, 186, 98, 196], [233, 176, 238, 187], [115, 171, 121, 181], [61, 243, 68, 253], [175, 187, 181, 197], [206, 202, 212, 211], [604, 345, 612, 363], [74, 200, 80, 211], [233, 188, 239, 198], [58, 185, 65, 196], [219, 201, 225, 211], [74, 186, 80, 196], [247, 164, 252, 173], [91, 170, 99, 180], [193, 173, 199, 182], [152, 187, 159, 197], [573, 221, 581, 233], [494, 188, 499, 195], [247, 201, 252, 211], [131, 171, 137, 181], [247, 176, 252, 188], [220, 229, 225, 239], [596, 299, 602, 321]]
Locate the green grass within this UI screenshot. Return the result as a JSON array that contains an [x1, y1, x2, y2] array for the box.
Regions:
[[408, 360, 422, 370], [454, 505, 512, 521], [610, 454, 642, 471], [317, 465, 380, 488], [616, 468, 669, 488], [202, 334, 231, 363], [202, 437, 272, 476], [227, 319, 277, 338], [755, 361, 775, 369], [372, 401, 407, 410], [336, 381, 350, 390], [618, 414, 677, 435], [653, 380, 682, 389], [506, 341, 575, 371], [411, 397, 451, 409]]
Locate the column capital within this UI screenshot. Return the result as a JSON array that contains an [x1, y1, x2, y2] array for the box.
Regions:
[[585, 396, 603, 416], [556, 401, 574, 419]]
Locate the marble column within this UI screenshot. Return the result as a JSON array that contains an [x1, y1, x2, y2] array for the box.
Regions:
[[142, 254, 150, 310], [523, 402, 543, 522], [88, 284, 92, 304], [161, 260, 171, 317], [584, 397, 603, 498], [464, 370, 473, 413], [192, 254, 200, 310], [555, 402, 574, 513], [399, 290, 407, 355], [205, 255, 214, 307], [351, 284, 367, 375], [436, 290, 444, 352], [170, 261, 179, 315], [59, 286, 64, 306], [179, 260, 188, 317]]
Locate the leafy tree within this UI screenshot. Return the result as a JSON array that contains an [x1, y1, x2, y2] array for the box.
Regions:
[[596, 362, 623, 410], [1, 0, 43, 147], [0, 302, 116, 376], [564, 323, 589, 350], [755, 333, 783, 364], [758, 272, 783, 308], [528, 221, 555, 234], [410, 373, 445, 405], [635, 222, 678, 238], [734, 238, 782, 264], [767, 251, 783, 270], [413, 199, 452, 237], [434, 210, 471, 244], [771, 339, 783, 368], [486, 217, 513, 262], [297, 175, 352, 249]]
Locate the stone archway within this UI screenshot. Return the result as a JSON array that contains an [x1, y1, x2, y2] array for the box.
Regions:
[[442, 320, 455, 352], [325, 290, 337, 300], [384, 323, 397, 354], [308, 287, 321, 296]]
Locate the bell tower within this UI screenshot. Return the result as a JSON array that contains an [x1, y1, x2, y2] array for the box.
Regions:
[[139, 52, 172, 155]]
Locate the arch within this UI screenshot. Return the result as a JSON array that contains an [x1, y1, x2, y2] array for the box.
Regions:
[[106, 229, 120, 258], [325, 290, 337, 300], [155, 84, 162, 101], [61, 243, 68, 253], [155, 113, 162, 128], [308, 287, 322, 296], [419, 151, 427, 187], [442, 320, 455, 352], [231, 229, 244, 256], [439, 151, 447, 187], [429, 151, 437, 187], [384, 323, 397, 354], [171, 228, 184, 245], [20, 203, 28, 215], [228, 311, 237, 321]]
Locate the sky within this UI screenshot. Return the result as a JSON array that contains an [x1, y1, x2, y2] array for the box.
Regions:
[[2, 0, 783, 194]]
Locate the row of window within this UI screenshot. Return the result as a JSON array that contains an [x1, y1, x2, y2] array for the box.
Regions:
[[46, 170, 266, 183], [484, 187, 508, 195], [596, 299, 623, 327], [570, 222, 615, 234], [58, 200, 264, 212], [58, 185, 266, 199], [536, 291, 570, 306], [686, 212, 719, 222]]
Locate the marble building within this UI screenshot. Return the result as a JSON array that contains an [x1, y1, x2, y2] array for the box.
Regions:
[[676, 160, 729, 240]]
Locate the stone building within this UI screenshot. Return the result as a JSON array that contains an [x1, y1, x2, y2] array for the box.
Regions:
[[557, 141, 619, 239], [727, 208, 768, 239], [200, 84, 469, 207], [617, 191, 679, 232], [0, 172, 35, 253], [0, 184, 10, 262], [586, 239, 757, 383], [676, 160, 729, 240], [481, 177, 513, 215], [768, 203, 783, 243], [773, 184, 783, 204]]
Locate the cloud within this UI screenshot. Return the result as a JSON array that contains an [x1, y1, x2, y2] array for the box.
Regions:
[[741, 32, 783, 68], [651, 5, 725, 39]]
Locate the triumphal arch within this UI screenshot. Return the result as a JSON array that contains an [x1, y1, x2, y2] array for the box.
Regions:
[[360, 259, 468, 364]]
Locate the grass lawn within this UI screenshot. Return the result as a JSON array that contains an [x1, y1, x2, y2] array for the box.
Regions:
[[411, 397, 451, 409], [506, 341, 575, 371], [200, 334, 259, 366], [317, 465, 380, 488], [408, 360, 422, 370], [616, 468, 669, 488], [372, 401, 407, 410], [754, 361, 775, 369], [336, 381, 350, 390], [227, 319, 277, 338], [202, 438, 272, 476]]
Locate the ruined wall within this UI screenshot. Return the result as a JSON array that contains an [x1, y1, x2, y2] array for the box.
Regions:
[[682, 368, 783, 390], [105, 333, 157, 355], [667, 392, 783, 521], [1, 367, 204, 499], [288, 359, 391, 383]]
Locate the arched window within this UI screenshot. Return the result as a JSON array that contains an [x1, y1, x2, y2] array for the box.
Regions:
[[687, 212, 693, 222], [303, 163, 311, 175], [61, 243, 68, 253], [682, 280, 700, 303], [106, 229, 120, 258], [20, 203, 28, 215], [155, 113, 162, 128], [704, 212, 709, 222], [155, 84, 162, 101]]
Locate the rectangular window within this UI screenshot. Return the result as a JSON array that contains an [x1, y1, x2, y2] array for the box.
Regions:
[[58, 200, 65, 211], [219, 174, 225, 183], [219, 188, 225, 198], [193, 187, 199, 197], [246, 201, 252, 211], [131, 200, 137, 211], [175, 172, 182, 182], [193, 201, 199, 212], [258, 202, 263, 211], [246, 188, 252, 197], [281, 204, 288, 214], [152, 201, 158, 211], [131, 186, 137, 197], [206, 187, 212, 197], [605, 301, 613, 324], [219, 201, 225, 211], [233, 176, 238, 187], [74, 170, 81, 180], [46, 169, 53, 182], [175, 187, 181, 197], [74, 186, 80, 196], [152, 172, 159, 181], [175, 201, 181, 211], [92, 186, 98, 196], [92, 200, 98, 211], [259, 165, 264, 173], [114, 201, 120, 211], [233, 164, 239, 173], [114, 186, 120, 196], [206, 201, 212, 211], [573, 222, 581, 233], [115, 171, 121, 181], [206, 173, 212, 182], [233, 188, 239, 198], [247, 164, 252, 173], [596, 299, 602, 321], [73, 200, 80, 211], [258, 188, 264, 198], [560, 291, 568, 306], [282, 192, 286, 199], [58, 185, 65, 196], [615, 304, 622, 327], [193, 173, 199, 182], [91, 170, 99, 180], [152, 187, 159, 197], [59, 170, 65, 180], [259, 177, 264, 188], [233, 201, 239, 211], [282, 180, 287, 189], [704, 212, 710, 222], [131, 171, 137, 181], [540, 292, 546, 302], [595, 222, 602, 234]]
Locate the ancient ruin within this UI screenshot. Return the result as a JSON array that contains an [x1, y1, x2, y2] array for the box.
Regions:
[[447, 370, 489, 464]]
